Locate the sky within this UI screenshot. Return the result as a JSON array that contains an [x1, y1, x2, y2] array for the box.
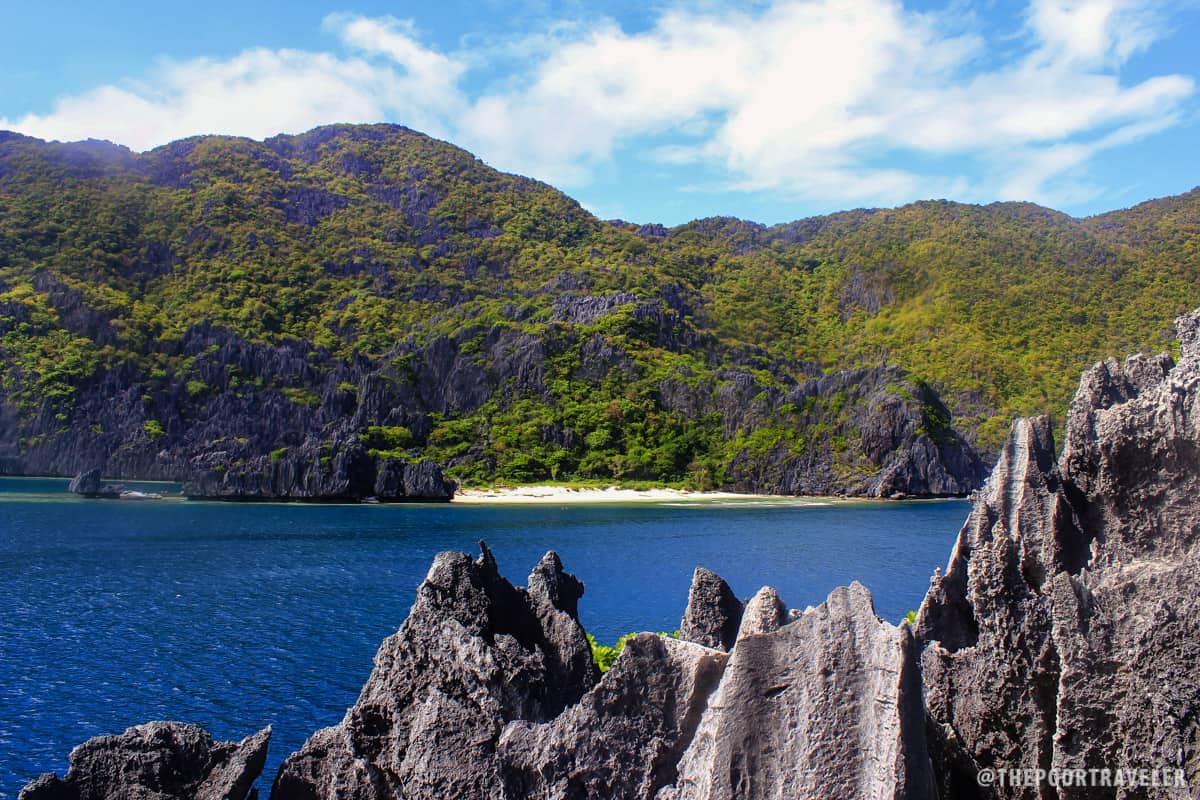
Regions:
[[2, 0, 1199, 225]]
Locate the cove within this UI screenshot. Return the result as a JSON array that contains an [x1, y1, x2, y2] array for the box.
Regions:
[[0, 478, 967, 797]]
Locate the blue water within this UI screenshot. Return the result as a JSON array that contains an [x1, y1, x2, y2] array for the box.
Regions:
[[0, 477, 969, 797]]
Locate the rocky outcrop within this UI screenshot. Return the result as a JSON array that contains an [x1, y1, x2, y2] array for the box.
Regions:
[[499, 635, 727, 799], [678, 567, 743, 651], [271, 544, 597, 799], [917, 307, 1200, 798], [19, 722, 269, 800], [263, 543, 927, 800], [182, 441, 453, 502], [66, 468, 125, 498], [659, 583, 935, 800], [714, 365, 988, 497]]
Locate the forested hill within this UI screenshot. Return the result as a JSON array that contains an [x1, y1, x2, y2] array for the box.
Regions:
[[0, 124, 1196, 497]]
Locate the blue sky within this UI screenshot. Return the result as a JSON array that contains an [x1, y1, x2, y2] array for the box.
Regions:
[[3, 0, 1199, 225]]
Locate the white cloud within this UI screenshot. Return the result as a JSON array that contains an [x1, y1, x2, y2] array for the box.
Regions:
[[454, 0, 1193, 206], [0, 0, 1193, 210], [325, 13, 465, 97], [0, 21, 466, 152], [1026, 0, 1168, 66]]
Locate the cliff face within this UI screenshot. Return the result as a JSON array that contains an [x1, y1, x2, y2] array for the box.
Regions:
[[1, 292, 983, 499], [21, 308, 1200, 798], [659, 581, 936, 800], [917, 307, 1200, 799], [180, 440, 454, 502]]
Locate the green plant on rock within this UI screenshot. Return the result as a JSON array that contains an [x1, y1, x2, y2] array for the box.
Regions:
[[143, 419, 165, 442], [587, 630, 679, 672]]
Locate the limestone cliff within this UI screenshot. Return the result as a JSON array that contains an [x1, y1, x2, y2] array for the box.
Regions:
[[916, 307, 1200, 799]]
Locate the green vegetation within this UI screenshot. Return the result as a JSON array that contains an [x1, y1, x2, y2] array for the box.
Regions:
[[1, 125, 1198, 486], [587, 633, 636, 672], [588, 630, 680, 672], [359, 425, 413, 457]]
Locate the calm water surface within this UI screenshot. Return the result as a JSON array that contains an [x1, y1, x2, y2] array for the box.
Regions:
[[0, 477, 969, 796]]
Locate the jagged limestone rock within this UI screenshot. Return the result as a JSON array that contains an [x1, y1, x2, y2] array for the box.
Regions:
[[66, 468, 125, 499], [182, 440, 453, 502], [734, 586, 786, 640], [659, 582, 935, 800], [499, 635, 728, 799], [271, 543, 598, 800], [679, 567, 743, 651], [918, 307, 1200, 799], [19, 722, 270, 800]]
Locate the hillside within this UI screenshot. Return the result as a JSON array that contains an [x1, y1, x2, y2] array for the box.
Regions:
[[0, 124, 1196, 496]]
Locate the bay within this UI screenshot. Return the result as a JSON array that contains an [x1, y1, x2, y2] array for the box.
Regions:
[[0, 477, 969, 797]]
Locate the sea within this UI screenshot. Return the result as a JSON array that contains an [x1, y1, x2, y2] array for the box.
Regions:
[[0, 476, 971, 796]]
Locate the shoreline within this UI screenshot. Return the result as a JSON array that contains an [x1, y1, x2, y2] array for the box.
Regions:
[[0, 475, 969, 506], [453, 484, 839, 505]]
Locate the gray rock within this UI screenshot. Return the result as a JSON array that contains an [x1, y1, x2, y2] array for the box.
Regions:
[[734, 587, 786, 640], [659, 583, 935, 800], [679, 568, 743, 651], [183, 442, 453, 503], [19, 722, 270, 800], [271, 543, 598, 800], [499, 635, 728, 799], [67, 468, 125, 499], [719, 365, 987, 497], [371, 458, 451, 501], [400, 459, 455, 501], [552, 292, 639, 325], [917, 307, 1200, 798]]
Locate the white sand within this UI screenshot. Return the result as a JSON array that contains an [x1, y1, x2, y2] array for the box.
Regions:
[[452, 484, 827, 505]]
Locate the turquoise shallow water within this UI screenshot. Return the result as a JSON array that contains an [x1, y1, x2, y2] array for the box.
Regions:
[[0, 477, 970, 796]]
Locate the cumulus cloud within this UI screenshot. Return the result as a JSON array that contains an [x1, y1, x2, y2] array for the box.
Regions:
[[456, 0, 1193, 205], [0, 19, 465, 151], [1, 0, 1193, 210]]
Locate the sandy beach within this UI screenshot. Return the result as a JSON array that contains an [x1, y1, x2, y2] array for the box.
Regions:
[[452, 484, 827, 504]]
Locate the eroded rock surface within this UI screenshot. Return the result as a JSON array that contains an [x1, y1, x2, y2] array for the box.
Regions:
[[19, 722, 270, 800], [182, 441, 453, 502], [269, 549, 927, 800], [917, 307, 1200, 799], [659, 582, 934, 800], [270, 543, 598, 800], [67, 468, 125, 498], [679, 567, 743, 651], [500, 635, 727, 799]]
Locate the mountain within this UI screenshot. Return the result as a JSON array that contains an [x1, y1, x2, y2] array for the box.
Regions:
[[0, 124, 1196, 496]]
